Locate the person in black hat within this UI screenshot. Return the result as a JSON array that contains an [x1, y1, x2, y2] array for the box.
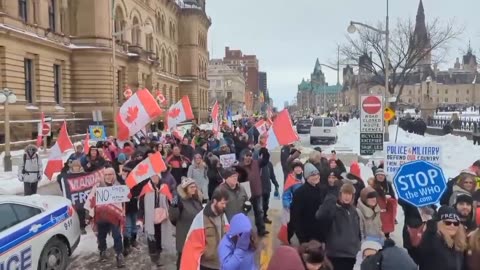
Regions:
[[417, 206, 466, 270], [216, 166, 249, 221], [454, 194, 476, 233]]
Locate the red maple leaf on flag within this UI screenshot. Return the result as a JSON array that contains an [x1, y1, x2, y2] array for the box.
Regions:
[[168, 108, 181, 119], [126, 106, 139, 123], [135, 163, 150, 176]]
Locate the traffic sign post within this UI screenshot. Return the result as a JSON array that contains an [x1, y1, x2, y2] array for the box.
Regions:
[[360, 95, 384, 155], [393, 160, 447, 207]]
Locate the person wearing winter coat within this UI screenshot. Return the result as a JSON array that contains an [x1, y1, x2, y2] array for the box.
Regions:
[[372, 169, 397, 238], [315, 183, 361, 270], [449, 172, 476, 206], [261, 161, 279, 224], [453, 193, 477, 233], [356, 187, 384, 243], [328, 154, 347, 177], [238, 149, 270, 237], [280, 144, 293, 181], [166, 145, 191, 185], [466, 228, 480, 270], [360, 239, 417, 270], [342, 162, 365, 205], [217, 167, 249, 222], [67, 144, 85, 163], [188, 153, 209, 199], [267, 246, 305, 270], [290, 163, 325, 243], [218, 213, 258, 270], [306, 151, 330, 186], [206, 154, 223, 199], [181, 137, 195, 161], [169, 177, 203, 270], [18, 144, 43, 195], [278, 159, 304, 244], [417, 206, 467, 270], [81, 147, 106, 172], [298, 240, 334, 270]]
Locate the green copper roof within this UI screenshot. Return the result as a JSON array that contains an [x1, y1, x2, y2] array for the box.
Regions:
[[313, 84, 343, 94], [298, 79, 311, 91]]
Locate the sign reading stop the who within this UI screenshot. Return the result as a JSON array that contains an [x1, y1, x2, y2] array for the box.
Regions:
[[393, 160, 447, 207]]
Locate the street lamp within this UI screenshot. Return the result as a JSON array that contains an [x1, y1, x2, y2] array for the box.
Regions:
[[0, 88, 17, 172], [347, 0, 390, 141], [111, 7, 153, 136]]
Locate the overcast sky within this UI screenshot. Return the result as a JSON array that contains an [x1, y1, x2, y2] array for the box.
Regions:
[[206, 0, 479, 108]]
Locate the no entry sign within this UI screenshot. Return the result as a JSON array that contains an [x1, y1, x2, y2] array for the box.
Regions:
[[38, 122, 51, 136], [360, 95, 384, 155], [362, 96, 382, 114]]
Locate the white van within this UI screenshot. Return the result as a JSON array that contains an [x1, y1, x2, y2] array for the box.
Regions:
[[310, 117, 338, 144]]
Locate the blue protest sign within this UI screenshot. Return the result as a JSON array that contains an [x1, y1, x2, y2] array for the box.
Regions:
[[89, 125, 107, 141], [393, 160, 446, 207]]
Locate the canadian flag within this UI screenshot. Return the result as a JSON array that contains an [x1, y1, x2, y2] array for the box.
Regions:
[[139, 182, 173, 202], [171, 128, 184, 141], [266, 109, 299, 150], [166, 96, 194, 130], [83, 131, 90, 155], [155, 89, 167, 105], [211, 101, 220, 134], [255, 119, 268, 135], [36, 112, 45, 148], [45, 121, 73, 180], [125, 152, 167, 189], [116, 88, 163, 141]]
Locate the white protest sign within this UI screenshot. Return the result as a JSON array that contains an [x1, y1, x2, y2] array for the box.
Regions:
[[219, 153, 236, 168], [96, 185, 130, 205], [385, 143, 442, 176]]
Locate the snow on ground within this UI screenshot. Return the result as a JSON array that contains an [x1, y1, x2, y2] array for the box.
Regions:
[[336, 119, 478, 179], [0, 149, 74, 195]]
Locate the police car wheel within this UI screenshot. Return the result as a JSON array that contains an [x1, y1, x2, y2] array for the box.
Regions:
[[38, 238, 69, 270]]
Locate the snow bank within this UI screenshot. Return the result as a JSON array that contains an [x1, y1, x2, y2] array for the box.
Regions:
[[337, 119, 477, 178]]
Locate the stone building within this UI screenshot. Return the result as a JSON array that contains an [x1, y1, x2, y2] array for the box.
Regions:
[[0, 0, 210, 143], [207, 59, 245, 114], [296, 59, 342, 115], [342, 0, 480, 112]]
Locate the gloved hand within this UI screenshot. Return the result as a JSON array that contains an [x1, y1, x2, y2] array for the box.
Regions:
[[236, 231, 251, 250], [171, 195, 179, 207], [242, 201, 252, 213], [273, 187, 279, 198], [147, 234, 156, 242]]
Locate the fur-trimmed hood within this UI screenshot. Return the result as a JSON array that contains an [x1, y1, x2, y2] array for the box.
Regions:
[[176, 183, 203, 202], [356, 197, 381, 219]]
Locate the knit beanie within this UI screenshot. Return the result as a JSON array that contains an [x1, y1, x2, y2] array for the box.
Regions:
[[361, 240, 382, 255], [455, 193, 473, 205], [437, 206, 460, 222], [304, 163, 320, 179], [375, 168, 386, 176], [350, 162, 361, 178]]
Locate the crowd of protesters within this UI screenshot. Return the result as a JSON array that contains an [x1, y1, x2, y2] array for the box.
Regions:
[[17, 114, 480, 270]]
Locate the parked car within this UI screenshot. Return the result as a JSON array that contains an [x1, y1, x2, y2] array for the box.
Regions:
[[310, 117, 338, 144], [296, 119, 312, 134], [0, 195, 81, 270]]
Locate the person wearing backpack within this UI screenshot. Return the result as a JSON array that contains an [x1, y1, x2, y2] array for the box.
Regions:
[[18, 144, 43, 195]]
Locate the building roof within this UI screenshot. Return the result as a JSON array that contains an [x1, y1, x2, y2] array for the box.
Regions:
[[313, 84, 343, 94]]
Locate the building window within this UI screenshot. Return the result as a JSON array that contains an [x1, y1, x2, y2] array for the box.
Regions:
[[19, 0, 27, 22], [456, 89, 459, 94], [132, 17, 140, 45], [117, 70, 122, 102], [216, 80, 221, 87], [24, 59, 33, 104], [467, 89, 470, 94], [437, 89, 439, 94], [48, 0, 56, 31], [444, 98, 448, 102], [456, 97, 459, 102], [146, 34, 153, 52], [53, 64, 61, 104], [445, 89, 448, 94], [436, 97, 439, 103]]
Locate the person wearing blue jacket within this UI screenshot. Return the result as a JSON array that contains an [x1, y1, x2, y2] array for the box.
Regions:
[[218, 213, 258, 270]]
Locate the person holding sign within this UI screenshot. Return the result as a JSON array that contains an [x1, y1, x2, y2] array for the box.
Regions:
[[85, 167, 126, 268]]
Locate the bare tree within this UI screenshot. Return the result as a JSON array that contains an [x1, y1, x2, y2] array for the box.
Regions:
[[341, 18, 463, 106]]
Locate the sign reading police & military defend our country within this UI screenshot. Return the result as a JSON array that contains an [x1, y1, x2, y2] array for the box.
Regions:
[[61, 169, 104, 210], [89, 125, 107, 141], [393, 160, 447, 207], [385, 143, 441, 176]]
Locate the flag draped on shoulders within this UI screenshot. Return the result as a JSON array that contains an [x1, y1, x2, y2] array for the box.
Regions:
[[277, 173, 302, 244], [166, 96, 194, 130], [180, 210, 230, 270], [45, 121, 73, 180], [116, 88, 163, 141]]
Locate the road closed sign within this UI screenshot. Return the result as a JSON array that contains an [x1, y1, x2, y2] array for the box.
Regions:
[[393, 160, 447, 207], [360, 95, 384, 155]]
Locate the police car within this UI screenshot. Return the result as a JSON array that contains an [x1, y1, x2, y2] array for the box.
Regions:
[[0, 195, 81, 270]]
